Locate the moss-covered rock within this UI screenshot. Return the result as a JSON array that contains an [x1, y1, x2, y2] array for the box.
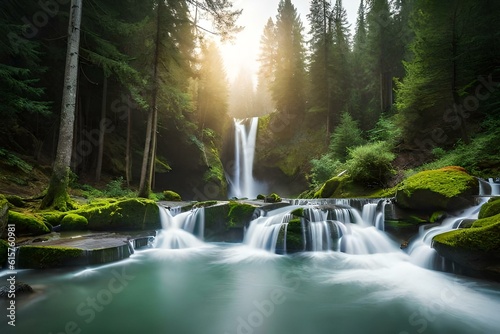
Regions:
[[265, 193, 282, 203], [284, 218, 305, 253], [395, 166, 478, 212], [60, 213, 88, 231], [73, 198, 160, 231], [479, 197, 500, 219], [0, 239, 8, 267], [5, 195, 25, 207], [163, 190, 182, 202], [17, 246, 85, 269], [227, 202, 256, 227], [315, 177, 342, 198], [433, 212, 500, 280], [203, 201, 258, 242], [7, 211, 50, 236]]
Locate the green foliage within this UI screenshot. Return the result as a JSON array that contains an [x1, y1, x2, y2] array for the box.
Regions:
[[479, 197, 500, 219], [163, 190, 182, 202], [309, 154, 343, 186], [368, 115, 401, 143], [80, 178, 136, 200], [345, 141, 395, 187], [8, 211, 50, 236], [419, 127, 500, 177], [329, 113, 365, 160], [60, 214, 88, 231], [0, 149, 32, 173]]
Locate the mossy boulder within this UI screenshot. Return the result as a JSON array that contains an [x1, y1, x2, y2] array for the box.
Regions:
[[277, 218, 304, 254], [0, 239, 8, 267], [395, 166, 478, 213], [7, 211, 50, 236], [204, 201, 257, 242], [60, 214, 88, 231], [73, 198, 160, 231], [265, 193, 282, 203], [5, 195, 25, 207], [433, 212, 500, 280], [227, 202, 256, 227], [163, 190, 182, 202], [478, 197, 500, 219], [17, 246, 85, 269], [315, 177, 342, 198]]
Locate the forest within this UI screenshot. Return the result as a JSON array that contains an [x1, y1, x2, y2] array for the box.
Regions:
[[1, 0, 499, 205]]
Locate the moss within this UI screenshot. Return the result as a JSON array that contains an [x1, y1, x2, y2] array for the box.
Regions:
[[8, 211, 50, 236], [60, 214, 88, 231], [227, 202, 256, 227], [395, 167, 478, 212], [285, 218, 304, 253], [315, 177, 341, 198], [5, 195, 25, 207], [290, 208, 304, 217], [193, 200, 218, 208], [17, 246, 84, 269], [430, 211, 446, 223], [257, 194, 266, 200], [72, 198, 160, 231], [163, 190, 182, 202], [479, 197, 500, 219], [433, 217, 500, 253], [0, 239, 8, 267], [41, 211, 65, 226], [471, 213, 500, 228], [265, 193, 282, 203]]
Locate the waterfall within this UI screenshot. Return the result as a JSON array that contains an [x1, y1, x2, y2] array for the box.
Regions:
[[228, 117, 266, 199], [154, 206, 206, 249], [244, 201, 397, 254]]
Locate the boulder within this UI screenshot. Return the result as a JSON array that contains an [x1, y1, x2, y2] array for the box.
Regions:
[[7, 211, 50, 236], [75, 198, 160, 231], [433, 212, 500, 281], [60, 213, 88, 231], [395, 166, 478, 213]]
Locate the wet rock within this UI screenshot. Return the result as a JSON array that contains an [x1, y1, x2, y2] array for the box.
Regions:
[[0, 282, 34, 298]]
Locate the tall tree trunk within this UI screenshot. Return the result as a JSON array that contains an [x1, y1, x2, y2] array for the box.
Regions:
[[41, 0, 82, 210], [138, 2, 161, 198], [125, 106, 132, 187], [95, 75, 108, 181], [324, 0, 331, 145]]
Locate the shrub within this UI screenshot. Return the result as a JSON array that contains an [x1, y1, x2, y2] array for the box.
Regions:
[[163, 190, 182, 201], [329, 112, 365, 161], [60, 214, 88, 231], [345, 141, 395, 187], [309, 154, 343, 186]]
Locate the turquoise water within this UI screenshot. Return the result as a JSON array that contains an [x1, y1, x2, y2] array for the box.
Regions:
[[3, 244, 500, 334]]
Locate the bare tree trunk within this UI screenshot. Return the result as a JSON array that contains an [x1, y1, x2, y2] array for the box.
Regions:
[[95, 75, 108, 181], [139, 2, 161, 198], [125, 106, 132, 187], [41, 0, 82, 210]]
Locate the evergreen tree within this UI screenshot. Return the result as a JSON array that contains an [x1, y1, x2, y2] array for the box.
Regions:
[[197, 40, 229, 134], [0, 1, 51, 151], [272, 0, 306, 117], [257, 18, 277, 112]]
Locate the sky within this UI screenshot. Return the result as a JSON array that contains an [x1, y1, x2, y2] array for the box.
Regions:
[[217, 0, 361, 83]]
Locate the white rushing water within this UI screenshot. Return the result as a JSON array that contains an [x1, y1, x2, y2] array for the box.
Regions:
[[153, 206, 206, 249], [228, 117, 267, 199]]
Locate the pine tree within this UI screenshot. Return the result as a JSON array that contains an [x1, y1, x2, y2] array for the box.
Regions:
[[272, 0, 307, 117]]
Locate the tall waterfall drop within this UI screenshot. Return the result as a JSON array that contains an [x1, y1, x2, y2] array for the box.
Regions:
[[228, 117, 266, 198]]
